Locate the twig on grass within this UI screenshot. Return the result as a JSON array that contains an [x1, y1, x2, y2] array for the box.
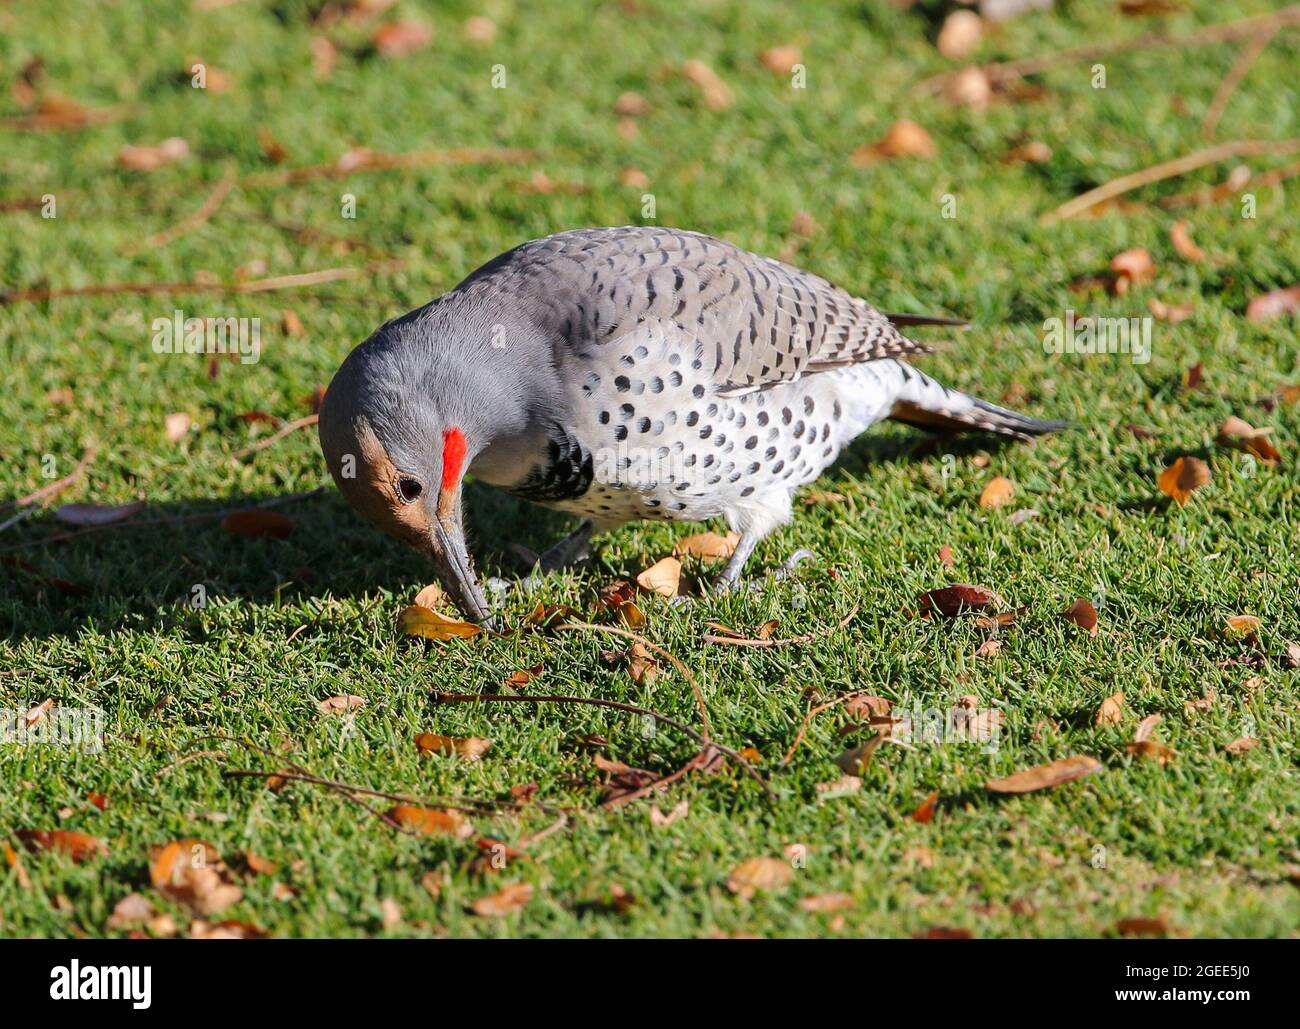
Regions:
[[231, 414, 319, 461], [702, 603, 859, 648], [1041, 138, 1300, 223], [1, 444, 97, 515], [1201, 27, 1278, 140], [432, 689, 777, 803], [136, 162, 238, 251], [239, 147, 535, 189], [1159, 158, 1300, 209]]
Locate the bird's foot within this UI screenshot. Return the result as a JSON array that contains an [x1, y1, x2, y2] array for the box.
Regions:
[[710, 548, 815, 595], [509, 519, 595, 589]]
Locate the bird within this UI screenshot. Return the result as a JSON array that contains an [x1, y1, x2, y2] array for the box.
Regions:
[[318, 226, 1065, 623]]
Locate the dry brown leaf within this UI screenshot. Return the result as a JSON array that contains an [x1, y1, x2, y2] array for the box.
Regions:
[[937, 11, 982, 58], [673, 531, 740, 562], [726, 856, 792, 898], [650, 800, 689, 828], [911, 789, 939, 824], [163, 413, 191, 442], [54, 501, 146, 526], [943, 65, 992, 108], [1061, 598, 1100, 636], [384, 805, 474, 839], [1148, 298, 1195, 323], [1217, 416, 1281, 463], [1004, 140, 1052, 164], [613, 91, 651, 117], [1096, 691, 1125, 726], [188, 919, 264, 939], [1114, 915, 1170, 936], [221, 509, 296, 539], [636, 556, 682, 597], [243, 851, 278, 876], [310, 36, 338, 78], [414, 733, 492, 761], [853, 119, 935, 164], [1127, 740, 1176, 765], [470, 882, 533, 917], [985, 755, 1102, 794], [1134, 714, 1163, 742], [1156, 457, 1211, 506], [1223, 614, 1261, 639], [626, 642, 660, 685], [978, 475, 1015, 509], [118, 137, 188, 172], [914, 926, 972, 939], [412, 583, 446, 609], [149, 839, 241, 915], [463, 15, 496, 42], [759, 44, 801, 75], [373, 20, 432, 58], [682, 60, 733, 111], [1170, 220, 1206, 262], [1110, 248, 1156, 291], [398, 605, 481, 640], [421, 871, 443, 899], [21, 699, 53, 726], [1245, 285, 1300, 324], [938, 543, 956, 566], [835, 733, 885, 775], [317, 694, 366, 714], [106, 893, 155, 930], [798, 892, 854, 913], [918, 583, 1005, 617], [903, 846, 934, 868], [974, 638, 1003, 658], [1225, 736, 1259, 755], [17, 829, 106, 863]]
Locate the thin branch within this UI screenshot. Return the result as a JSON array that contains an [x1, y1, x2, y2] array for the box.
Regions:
[[917, 6, 1300, 95], [552, 621, 712, 741], [239, 147, 535, 189], [137, 162, 238, 251], [0, 259, 404, 305], [1159, 157, 1300, 209], [781, 688, 884, 766], [232, 414, 319, 461], [2, 444, 97, 514], [432, 690, 777, 803], [703, 603, 859, 648], [1042, 138, 1300, 223]]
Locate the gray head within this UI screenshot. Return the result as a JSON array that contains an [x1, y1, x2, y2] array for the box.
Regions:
[[318, 301, 544, 623]]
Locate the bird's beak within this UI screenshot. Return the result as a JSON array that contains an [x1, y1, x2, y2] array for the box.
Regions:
[[421, 487, 494, 625]]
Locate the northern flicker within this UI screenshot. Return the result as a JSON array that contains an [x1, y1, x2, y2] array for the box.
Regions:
[[319, 227, 1064, 622]]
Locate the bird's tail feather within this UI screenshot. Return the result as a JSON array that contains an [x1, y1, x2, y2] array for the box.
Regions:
[[886, 364, 1067, 441]]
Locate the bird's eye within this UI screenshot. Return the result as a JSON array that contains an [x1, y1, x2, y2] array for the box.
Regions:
[[395, 477, 423, 504]]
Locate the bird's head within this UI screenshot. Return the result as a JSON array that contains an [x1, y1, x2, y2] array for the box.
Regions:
[[318, 313, 502, 624]]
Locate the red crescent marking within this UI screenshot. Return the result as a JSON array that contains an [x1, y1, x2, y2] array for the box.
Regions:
[[441, 427, 467, 491]]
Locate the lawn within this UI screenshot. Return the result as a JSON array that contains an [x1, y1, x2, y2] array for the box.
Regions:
[[2, 0, 1298, 938]]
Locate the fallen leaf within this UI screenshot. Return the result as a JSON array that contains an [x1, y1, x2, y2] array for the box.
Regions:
[[317, 694, 366, 714], [163, 413, 191, 442], [463, 15, 496, 42], [149, 839, 241, 915], [17, 829, 105, 863], [1169, 220, 1206, 262], [54, 501, 146, 526], [914, 926, 972, 939], [1134, 714, 1163, 742], [911, 790, 939, 824], [188, 919, 264, 939], [1004, 140, 1052, 164], [1225, 736, 1258, 755], [384, 805, 474, 839], [398, 605, 481, 640], [974, 638, 1002, 658], [1217, 416, 1281, 463], [21, 699, 53, 726], [1184, 362, 1204, 390], [1126, 740, 1176, 765], [221, 509, 296, 539], [118, 137, 188, 172], [614, 91, 651, 117], [379, 897, 402, 929], [1245, 285, 1300, 324], [1061, 599, 1100, 636], [978, 475, 1015, 509], [938, 543, 955, 566], [412, 583, 446, 609], [421, 871, 443, 899], [918, 584, 1005, 617], [943, 64, 992, 108], [106, 893, 155, 930], [1095, 691, 1125, 726], [1157, 457, 1211, 506], [673, 531, 740, 561], [625, 642, 660, 685], [798, 892, 854, 913], [1223, 614, 1261, 639], [1110, 248, 1156, 292], [853, 120, 935, 164], [1114, 915, 1169, 936], [1148, 298, 1195, 323], [504, 665, 543, 689], [310, 36, 338, 78], [86, 791, 109, 810], [682, 60, 733, 111], [1009, 507, 1040, 525], [373, 20, 432, 58], [650, 800, 689, 828], [835, 733, 885, 775], [470, 882, 533, 917], [726, 857, 792, 898], [937, 11, 982, 58], [985, 755, 1102, 794], [636, 556, 682, 597], [415, 733, 492, 761], [593, 754, 659, 803], [759, 45, 801, 75], [243, 851, 278, 876]]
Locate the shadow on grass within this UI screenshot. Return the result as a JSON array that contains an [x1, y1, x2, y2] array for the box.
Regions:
[[0, 482, 574, 641]]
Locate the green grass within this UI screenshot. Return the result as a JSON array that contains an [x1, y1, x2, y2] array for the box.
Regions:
[[2, 0, 1298, 938]]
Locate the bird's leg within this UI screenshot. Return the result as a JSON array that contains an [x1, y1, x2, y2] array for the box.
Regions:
[[510, 518, 595, 576], [712, 537, 815, 594]]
